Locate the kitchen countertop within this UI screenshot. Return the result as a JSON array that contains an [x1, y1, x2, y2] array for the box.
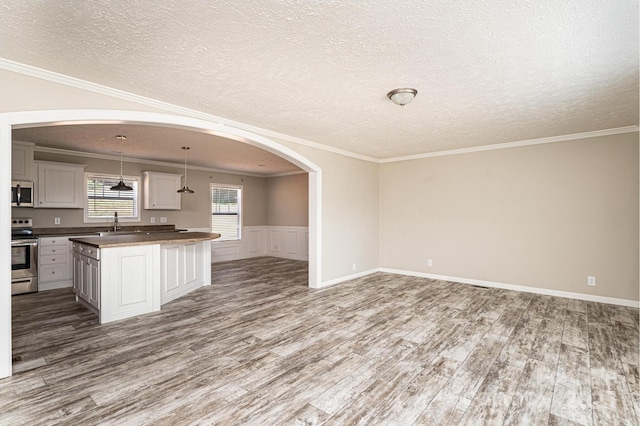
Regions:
[[70, 232, 221, 248], [35, 225, 181, 237]]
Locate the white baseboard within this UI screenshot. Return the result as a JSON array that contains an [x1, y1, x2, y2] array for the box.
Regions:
[[380, 268, 640, 308], [38, 280, 73, 292], [320, 268, 379, 288]]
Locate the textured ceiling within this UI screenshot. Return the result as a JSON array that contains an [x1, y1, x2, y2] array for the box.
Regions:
[[1, 0, 638, 160], [12, 124, 301, 176]]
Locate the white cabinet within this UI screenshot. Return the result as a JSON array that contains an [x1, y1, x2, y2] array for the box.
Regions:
[[36, 161, 86, 208], [72, 250, 82, 295], [39, 236, 72, 290], [11, 141, 34, 181], [100, 244, 159, 323], [143, 171, 182, 210], [72, 242, 101, 312], [70, 237, 212, 324], [160, 242, 204, 304]]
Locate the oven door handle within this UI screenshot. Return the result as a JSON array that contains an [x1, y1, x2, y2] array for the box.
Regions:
[[12, 278, 33, 284]]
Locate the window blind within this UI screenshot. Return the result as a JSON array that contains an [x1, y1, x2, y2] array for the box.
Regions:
[[87, 175, 139, 219], [211, 186, 241, 240]]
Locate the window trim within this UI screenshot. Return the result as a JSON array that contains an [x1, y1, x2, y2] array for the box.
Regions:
[[84, 172, 141, 223], [210, 183, 243, 241]]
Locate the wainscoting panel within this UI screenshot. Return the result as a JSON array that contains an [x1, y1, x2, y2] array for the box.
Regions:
[[210, 226, 308, 263], [267, 226, 309, 261], [248, 228, 263, 254], [269, 229, 280, 252], [286, 231, 297, 255]]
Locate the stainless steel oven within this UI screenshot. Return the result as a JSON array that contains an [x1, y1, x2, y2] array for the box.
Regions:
[[11, 218, 38, 295]]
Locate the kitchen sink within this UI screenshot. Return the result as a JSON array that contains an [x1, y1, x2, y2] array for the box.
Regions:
[[97, 230, 141, 237], [97, 230, 183, 237]]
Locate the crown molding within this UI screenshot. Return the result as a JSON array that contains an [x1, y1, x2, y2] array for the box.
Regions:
[[268, 170, 308, 178], [3, 58, 638, 166], [380, 126, 640, 163], [0, 58, 378, 163], [32, 145, 274, 178]]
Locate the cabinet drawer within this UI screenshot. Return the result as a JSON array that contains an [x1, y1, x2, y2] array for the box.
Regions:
[[39, 264, 69, 282], [39, 254, 67, 265], [73, 243, 100, 260], [40, 245, 67, 256], [39, 238, 69, 247]]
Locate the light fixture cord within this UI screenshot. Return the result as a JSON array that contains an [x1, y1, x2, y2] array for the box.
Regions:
[[120, 150, 124, 180], [184, 152, 188, 184]]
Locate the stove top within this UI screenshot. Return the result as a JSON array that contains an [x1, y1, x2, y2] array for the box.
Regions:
[[12, 218, 36, 240]]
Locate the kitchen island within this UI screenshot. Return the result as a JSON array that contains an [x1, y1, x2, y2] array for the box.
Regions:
[[70, 232, 220, 324]]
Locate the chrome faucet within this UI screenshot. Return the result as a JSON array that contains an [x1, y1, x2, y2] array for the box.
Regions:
[[113, 211, 119, 232]]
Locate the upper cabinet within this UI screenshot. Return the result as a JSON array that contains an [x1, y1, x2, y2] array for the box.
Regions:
[[12, 141, 35, 181], [35, 161, 86, 208], [143, 171, 182, 210]]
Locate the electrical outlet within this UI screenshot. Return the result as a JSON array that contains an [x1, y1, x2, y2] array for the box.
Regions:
[[150, 217, 156, 223], [352, 262, 357, 271], [160, 217, 167, 223], [54, 218, 60, 225], [587, 276, 596, 286], [427, 259, 433, 267]]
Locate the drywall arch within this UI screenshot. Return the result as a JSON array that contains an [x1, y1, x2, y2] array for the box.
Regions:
[[0, 109, 323, 378]]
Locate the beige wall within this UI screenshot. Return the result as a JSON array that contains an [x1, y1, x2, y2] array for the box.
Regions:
[[1, 69, 380, 283], [266, 173, 308, 227], [0, 69, 170, 114], [4, 68, 636, 298], [13, 150, 267, 229], [269, 141, 380, 279], [380, 133, 639, 301]]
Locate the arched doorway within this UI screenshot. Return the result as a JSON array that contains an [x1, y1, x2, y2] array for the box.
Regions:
[[0, 109, 322, 378]]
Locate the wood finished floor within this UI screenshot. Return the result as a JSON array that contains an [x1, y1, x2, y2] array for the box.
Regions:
[[4, 256, 639, 425]]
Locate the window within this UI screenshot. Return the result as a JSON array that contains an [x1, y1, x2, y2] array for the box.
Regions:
[[85, 174, 140, 222], [211, 184, 242, 241]]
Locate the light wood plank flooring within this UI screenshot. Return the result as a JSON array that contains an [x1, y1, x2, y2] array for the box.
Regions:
[[3, 257, 639, 425]]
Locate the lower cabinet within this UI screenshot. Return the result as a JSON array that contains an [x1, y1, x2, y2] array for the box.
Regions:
[[41, 235, 97, 291], [160, 242, 204, 304], [100, 244, 159, 323], [72, 243, 101, 312], [39, 236, 73, 291], [71, 240, 211, 324]]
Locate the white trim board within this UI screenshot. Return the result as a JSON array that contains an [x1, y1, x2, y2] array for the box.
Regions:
[[33, 145, 269, 178], [2, 59, 637, 164], [320, 268, 380, 289], [380, 268, 640, 308], [380, 126, 639, 163], [0, 58, 377, 163], [0, 109, 324, 379]]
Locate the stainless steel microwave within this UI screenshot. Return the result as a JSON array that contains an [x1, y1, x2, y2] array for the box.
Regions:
[[11, 181, 34, 207]]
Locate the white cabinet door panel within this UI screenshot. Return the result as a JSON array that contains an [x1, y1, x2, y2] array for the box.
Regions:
[[160, 242, 205, 304], [36, 161, 85, 208], [143, 171, 182, 210], [100, 245, 160, 324]]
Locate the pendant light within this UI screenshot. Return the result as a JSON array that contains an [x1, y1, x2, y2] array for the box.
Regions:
[[177, 146, 194, 194], [110, 135, 133, 191]]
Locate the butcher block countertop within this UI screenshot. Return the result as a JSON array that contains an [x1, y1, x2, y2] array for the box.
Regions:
[[69, 232, 221, 248]]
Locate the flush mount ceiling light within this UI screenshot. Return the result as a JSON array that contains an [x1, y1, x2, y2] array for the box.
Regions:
[[177, 146, 195, 194], [110, 135, 133, 191], [387, 88, 418, 106]]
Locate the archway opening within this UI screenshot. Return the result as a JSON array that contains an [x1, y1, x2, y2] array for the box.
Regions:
[[0, 109, 322, 378]]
